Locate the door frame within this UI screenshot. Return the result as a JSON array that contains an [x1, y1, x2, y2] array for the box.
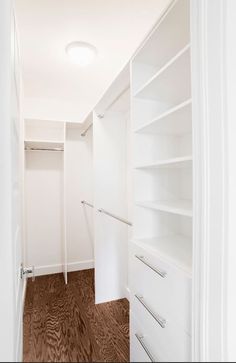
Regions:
[[0, 1, 25, 361], [191, 0, 235, 361], [0, 1, 17, 361]]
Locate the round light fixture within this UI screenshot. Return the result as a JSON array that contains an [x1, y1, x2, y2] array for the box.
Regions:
[[66, 41, 97, 66]]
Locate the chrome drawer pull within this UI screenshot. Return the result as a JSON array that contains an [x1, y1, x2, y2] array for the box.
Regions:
[[135, 334, 156, 362], [135, 255, 167, 278], [135, 294, 166, 329]]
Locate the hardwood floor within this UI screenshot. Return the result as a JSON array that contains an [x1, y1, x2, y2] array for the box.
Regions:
[[23, 269, 129, 362]]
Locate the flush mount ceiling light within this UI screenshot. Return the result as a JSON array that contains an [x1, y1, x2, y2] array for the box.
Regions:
[[66, 41, 97, 66]]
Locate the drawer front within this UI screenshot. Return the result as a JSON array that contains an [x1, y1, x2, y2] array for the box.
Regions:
[[131, 294, 191, 362], [130, 312, 160, 362], [129, 241, 192, 334]]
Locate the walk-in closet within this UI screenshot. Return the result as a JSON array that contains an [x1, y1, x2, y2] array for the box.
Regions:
[[1, 0, 233, 362]]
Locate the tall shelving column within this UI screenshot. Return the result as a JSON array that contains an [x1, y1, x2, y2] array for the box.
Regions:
[[130, 0, 192, 361]]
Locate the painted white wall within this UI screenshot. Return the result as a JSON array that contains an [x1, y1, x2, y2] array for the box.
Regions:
[[24, 97, 90, 124], [16, 0, 171, 123], [25, 151, 64, 275], [24, 122, 94, 276], [65, 126, 94, 273]]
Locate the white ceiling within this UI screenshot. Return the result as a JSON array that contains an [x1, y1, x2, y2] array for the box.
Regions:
[[16, 0, 170, 123]]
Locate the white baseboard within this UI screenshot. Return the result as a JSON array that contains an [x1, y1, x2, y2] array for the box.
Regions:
[[125, 287, 130, 301], [67, 260, 94, 272], [34, 260, 94, 277]]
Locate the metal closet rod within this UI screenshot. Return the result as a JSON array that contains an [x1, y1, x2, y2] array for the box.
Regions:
[[105, 85, 130, 112], [81, 123, 92, 137], [81, 201, 132, 226], [81, 200, 94, 208], [96, 85, 130, 119], [25, 147, 64, 152], [81, 86, 130, 135], [98, 208, 132, 226]]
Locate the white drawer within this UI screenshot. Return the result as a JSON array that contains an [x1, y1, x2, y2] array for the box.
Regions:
[[130, 312, 160, 362], [129, 241, 192, 335], [131, 294, 191, 362]]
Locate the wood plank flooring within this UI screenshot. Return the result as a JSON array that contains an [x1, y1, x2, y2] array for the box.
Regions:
[[23, 269, 129, 362]]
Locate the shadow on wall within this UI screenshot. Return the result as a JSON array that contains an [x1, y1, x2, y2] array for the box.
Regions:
[[82, 206, 94, 257]]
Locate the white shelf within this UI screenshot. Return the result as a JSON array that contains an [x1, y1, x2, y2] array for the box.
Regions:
[[133, 0, 190, 75], [136, 199, 192, 217], [132, 235, 192, 276], [134, 99, 192, 135], [135, 155, 192, 169], [25, 140, 64, 150], [134, 44, 191, 103]]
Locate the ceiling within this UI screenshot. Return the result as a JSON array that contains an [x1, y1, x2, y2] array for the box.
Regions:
[[16, 0, 170, 123]]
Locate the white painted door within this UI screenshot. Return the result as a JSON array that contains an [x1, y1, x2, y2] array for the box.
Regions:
[[0, 3, 25, 361]]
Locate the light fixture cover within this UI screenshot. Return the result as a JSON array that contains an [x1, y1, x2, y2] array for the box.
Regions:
[[66, 41, 97, 66]]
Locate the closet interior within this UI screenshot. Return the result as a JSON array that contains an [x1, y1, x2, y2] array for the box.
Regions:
[[23, 0, 194, 361]]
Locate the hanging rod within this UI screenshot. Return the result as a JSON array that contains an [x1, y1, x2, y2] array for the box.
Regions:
[[81, 123, 93, 137], [96, 86, 130, 119], [98, 208, 132, 226], [25, 147, 64, 152], [106, 86, 130, 112], [81, 200, 94, 208]]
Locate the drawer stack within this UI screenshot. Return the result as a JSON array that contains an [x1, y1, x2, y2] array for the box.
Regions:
[[129, 240, 192, 361], [130, 0, 192, 361]]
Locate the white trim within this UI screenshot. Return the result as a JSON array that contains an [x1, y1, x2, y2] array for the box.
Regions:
[[34, 260, 94, 277], [63, 121, 68, 284], [191, 0, 227, 361], [225, 1, 236, 361], [16, 279, 27, 363], [67, 260, 94, 273], [125, 287, 130, 302]]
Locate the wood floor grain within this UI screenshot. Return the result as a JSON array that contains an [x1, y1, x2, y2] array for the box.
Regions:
[[23, 269, 129, 362]]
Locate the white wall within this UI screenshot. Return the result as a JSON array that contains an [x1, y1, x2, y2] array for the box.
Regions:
[[24, 123, 94, 277], [65, 126, 94, 273], [25, 151, 64, 275]]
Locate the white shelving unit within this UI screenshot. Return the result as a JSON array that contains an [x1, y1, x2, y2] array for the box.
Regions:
[[136, 199, 192, 218], [130, 0, 192, 361], [135, 155, 192, 169], [134, 98, 192, 135], [134, 44, 191, 103], [132, 235, 192, 276]]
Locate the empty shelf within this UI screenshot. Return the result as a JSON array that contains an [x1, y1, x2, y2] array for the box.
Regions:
[[135, 155, 192, 169], [136, 200, 192, 217], [134, 99, 192, 135], [132, 235, 192, 276], [134, 44, 191, 103]]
